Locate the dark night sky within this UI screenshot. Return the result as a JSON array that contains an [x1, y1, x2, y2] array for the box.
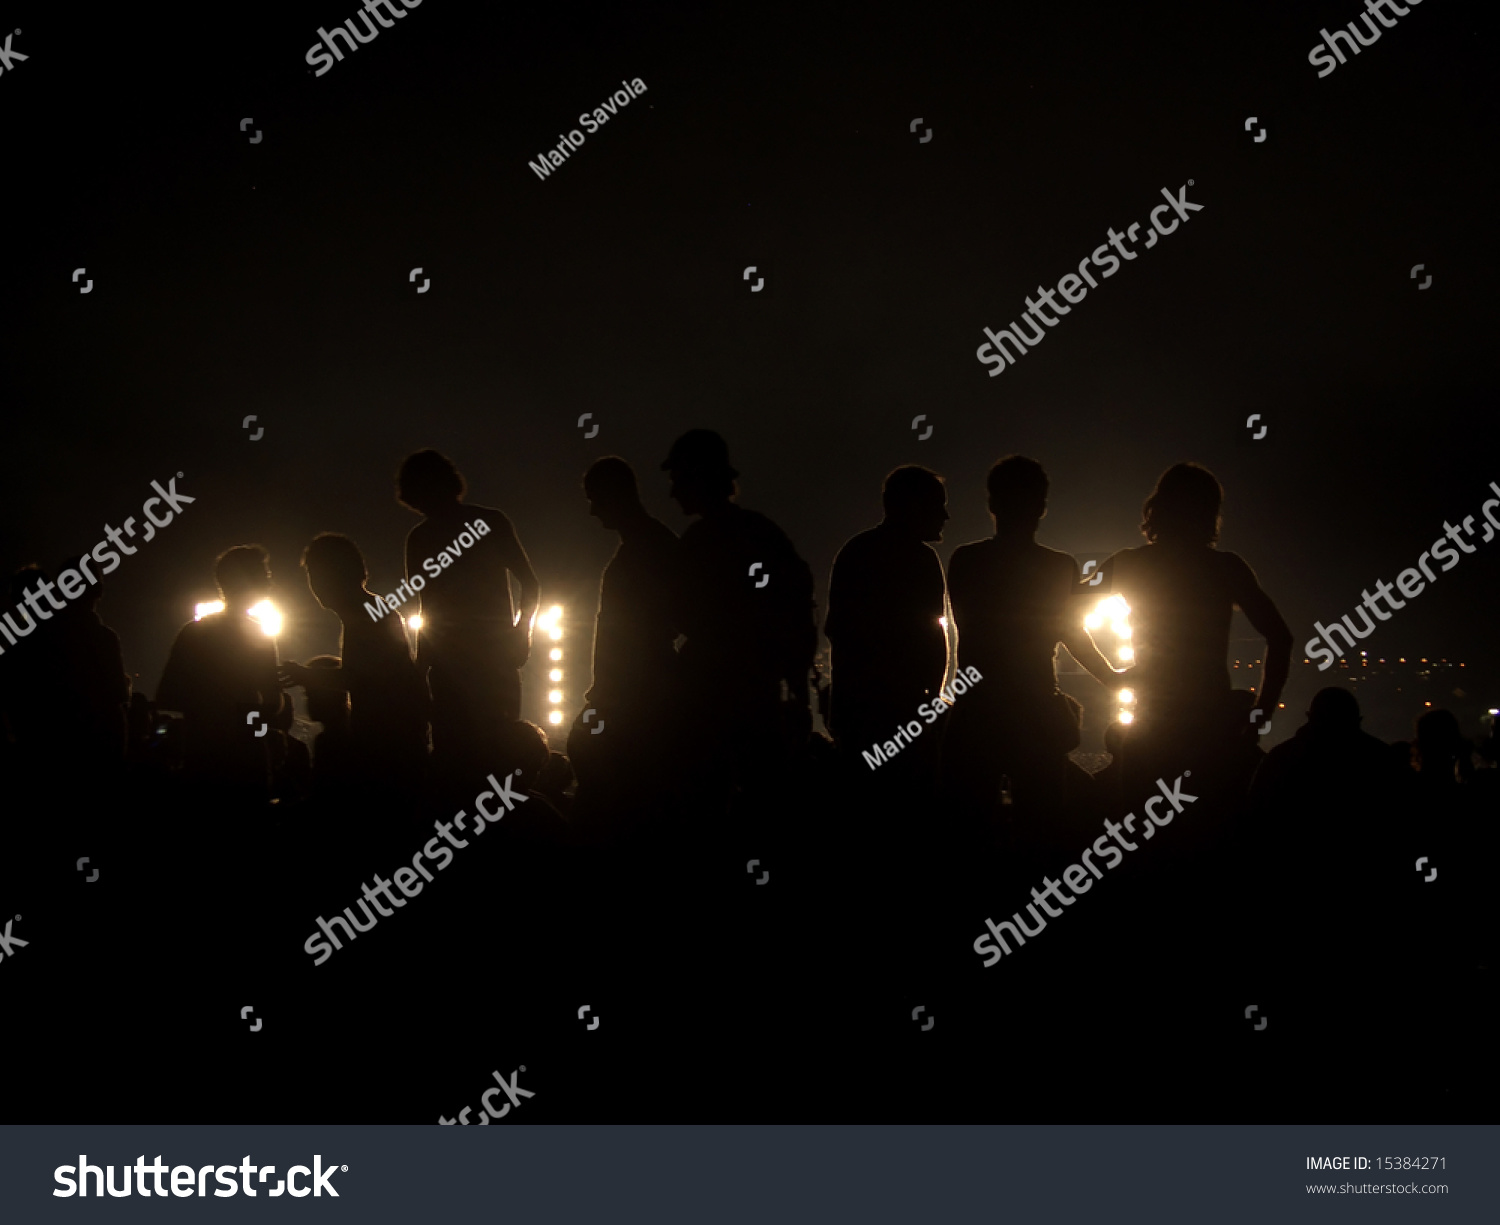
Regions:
[[2, 0, 1496, 738]]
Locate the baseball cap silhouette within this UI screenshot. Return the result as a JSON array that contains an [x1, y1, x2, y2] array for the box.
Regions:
[[661, 429, 739, 479]]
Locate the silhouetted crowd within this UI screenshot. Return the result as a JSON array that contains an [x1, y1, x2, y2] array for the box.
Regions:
[[3, 435, 1495, 1119]]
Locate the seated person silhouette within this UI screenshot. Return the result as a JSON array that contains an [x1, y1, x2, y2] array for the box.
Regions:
[[662, 429, 817, 791], [281, 532, 429, 806], [156, 545, 291, 804], [396, 449, 539, 769], [1090, 462, 1292, 785], [825, 466, 950, 788], [944, 456, 1124, 820]]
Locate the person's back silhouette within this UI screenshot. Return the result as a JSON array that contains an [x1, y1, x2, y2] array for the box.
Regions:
[[1092, 462, 1292, 783], [662, 430, 816, 792], [282, 532, 428, 806], [396, 450, 539, 771], [825, 466, 949, 785], [52, 554, 131, 773], [944, 456, 1124, 819], [155, 545, 291, 805]]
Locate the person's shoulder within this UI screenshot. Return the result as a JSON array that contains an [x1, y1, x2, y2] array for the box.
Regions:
[[1035, 542, 1078, 570], [642, 515, 680, 548], [464, 503, 513, 532]]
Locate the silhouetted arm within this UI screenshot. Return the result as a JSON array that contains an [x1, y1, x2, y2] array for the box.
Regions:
[[1230, 554, 1293, 716], [1059, 557, 1127, 689], [495, 519, 540, 663]]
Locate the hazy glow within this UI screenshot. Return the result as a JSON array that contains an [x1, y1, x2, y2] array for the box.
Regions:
[[939, 616, 948, 629], [408, 613, 424, 631], [1117, 646, 1134, 662], [547, 710, 564, 725], [1119, 688, 1135, 704], [548, 626, 563, 640], [549, 648, 563, 661], [1111, 622, 1132, 639], [1119, 710, 1135, 725], [548, 689, 563, 704], [1084, 612, 1103, 631], [549, 668, 563, 682], [194, 600, 225, 621], [248, 600, 282, 638]]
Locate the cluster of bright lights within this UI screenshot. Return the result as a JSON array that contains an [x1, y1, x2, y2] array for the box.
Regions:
[[1117, 686, 1135, 725], [194, 599, 281, 638], [539, 605, 565, 724]]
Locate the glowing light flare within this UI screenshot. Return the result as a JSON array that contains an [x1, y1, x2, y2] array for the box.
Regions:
[[549, 669, 563, 682], [1117, 646, 1134, 662], [548, 710, 564, 725], [248, 600, 282, 638], [548, 690, 563, 704], [1119, 710, 1135, 724], [194, 601, 225, 621], [408, 614, 424, 631], [1118, 688, 1135, 704]]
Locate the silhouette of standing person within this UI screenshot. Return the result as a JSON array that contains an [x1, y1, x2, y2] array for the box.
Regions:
[[156, 545, 291, 807], [944, 456, 1125, 822], [396, 450, 539, 774], [53, 554, 131, 774], [1091, 462, 1292, 787], [662, 430, 816, 797], [281, 532, 428, 812], [825, 466, 950, 787], [568, 457, 681, 817]]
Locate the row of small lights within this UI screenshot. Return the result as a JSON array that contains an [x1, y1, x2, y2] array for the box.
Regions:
[[1085, 595, 1137, 724]]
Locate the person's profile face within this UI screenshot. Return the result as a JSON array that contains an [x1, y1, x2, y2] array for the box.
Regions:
[[917, 489, 950, 542], [668, 470, 707, 516]]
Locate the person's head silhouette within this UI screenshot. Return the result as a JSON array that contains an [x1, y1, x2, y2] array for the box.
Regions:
[[986, 454, 1048, 535], [301, 533, 368, 613], [214, 545, 272, 614], [59, 556, 102, 615], [1141, 463, 1223, 546], [397, 449, 466, 516], [1306, 686, 1361, 734], [882, 466, 948, 542], [661, 429, 738, 516], [584, 456, 642, 531]]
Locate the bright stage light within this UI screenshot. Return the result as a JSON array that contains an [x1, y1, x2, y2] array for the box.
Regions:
[[1119, 688, 1135, 704], [549, 668, 563, 682], [548, 626, 562, 640], [548, 689, 563, 704], [1084, 612, 1103, 631], [1117, 646, 1134, 662], [939, 616, 948, 630], [248, 599, 282, 638], [194, 600, 225, 621], [1119, 710, 1135, 725], [547, 710, 563, 725], [1111, 622, 1132, 639], [549, 648, 562, 661], [407, 613, 424, 631]]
